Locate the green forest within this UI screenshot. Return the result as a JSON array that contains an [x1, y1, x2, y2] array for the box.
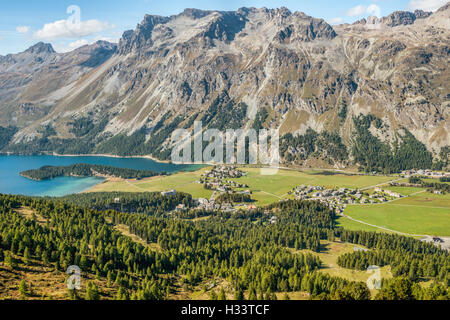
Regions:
[[352, 115, 438, 173], [1, 111, 447, 174], [0, 125, 18, 150], [215, 193, 253, 204], [58, 191, 194, 216], [0, 193, 448, 300], [280, 129, 348, 165]]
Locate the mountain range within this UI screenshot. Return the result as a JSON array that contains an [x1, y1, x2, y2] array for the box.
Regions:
[[0, 3, 449, 169]]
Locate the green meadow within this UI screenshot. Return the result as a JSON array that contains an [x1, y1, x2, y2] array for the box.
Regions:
[[342, 200, 450, 236], [88, 166, 396, 202], [395, 192, 450, 208], [231, 168, 396, 196], [380, 186, 426, 196], [336, 217, 385, 233], [87, 166, 449, 236], [88, 166, 214, 199]]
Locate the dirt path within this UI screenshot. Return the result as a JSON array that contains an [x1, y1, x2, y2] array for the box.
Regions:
[[341, 214, 425, 236], [125, 180, 146, 191], [260, 190, 284, 199]]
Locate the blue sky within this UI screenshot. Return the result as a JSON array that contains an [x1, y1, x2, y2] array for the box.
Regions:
[[0, 0, 447, 55]]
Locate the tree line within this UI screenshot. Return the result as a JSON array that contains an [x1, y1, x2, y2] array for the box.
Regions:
[[352, 115, 440, 173]]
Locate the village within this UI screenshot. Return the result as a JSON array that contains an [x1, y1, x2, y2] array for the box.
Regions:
[[290, 185, 404, 215], [198, 165, 249, 192], [401, 169, 450, 179], [162, 165, 253, 213], [164, 165, 412, 216]]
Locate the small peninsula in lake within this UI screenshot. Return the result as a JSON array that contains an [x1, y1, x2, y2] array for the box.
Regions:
[[20, 163, 166, 181]]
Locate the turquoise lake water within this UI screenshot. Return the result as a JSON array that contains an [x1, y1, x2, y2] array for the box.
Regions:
[[0, 155, 200, 197]]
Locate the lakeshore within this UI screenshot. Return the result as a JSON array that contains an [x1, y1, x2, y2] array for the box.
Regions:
[[0, 154, 200, 197]]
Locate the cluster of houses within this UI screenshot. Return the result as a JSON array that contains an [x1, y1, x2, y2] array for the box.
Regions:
[[199, 165, 248, 192], [401, 169, 449, 179], [202, 165, 246, 179], [193, 198, 235, 212], [373, 187, 402, 198], [291, 185, 404, 215], [161, 189, 177, 197]]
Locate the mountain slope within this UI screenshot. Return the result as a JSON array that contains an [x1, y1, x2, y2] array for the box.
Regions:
[[0, 5, 448, 169]]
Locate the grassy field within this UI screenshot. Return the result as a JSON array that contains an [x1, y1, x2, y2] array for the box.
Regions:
[[88, 166, 214, 199], [295, 240, 392, 298], [87, 166, 397, 203], [337, 185, 450, 236], [394, 192, 450, 208], [231, 168, 396, 197], [342, 197, 450, 236], [336, 217, 386, 233], [380, 186, 426, 196], [87, 166, 450, 236]]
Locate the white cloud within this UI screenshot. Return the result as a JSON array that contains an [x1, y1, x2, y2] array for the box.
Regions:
[[347, 4, 382, 17], [93, 36, 119, 43], [347, 5, 367, 16], [328, 17, 343, 25], [69, 39, 89, 49], [34, 19, 113, 40], [54, 39, 90, 53], [366, 4, 381, 17], [54, 36, 119, 53], [16, 26, 30, 33], [408, 0, 447, 12]]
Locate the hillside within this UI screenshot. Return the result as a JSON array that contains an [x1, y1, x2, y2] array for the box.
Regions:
[[1, 193, 449, 300], [0, 5, 449, 170]]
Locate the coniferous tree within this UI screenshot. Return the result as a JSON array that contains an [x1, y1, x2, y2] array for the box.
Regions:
[[85, 282, 100, 300], [218, 288, 227, 301], [19, 280, 28, 298]]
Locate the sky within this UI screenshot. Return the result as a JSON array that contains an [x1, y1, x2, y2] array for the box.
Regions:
[[0, 0, 447, 55]]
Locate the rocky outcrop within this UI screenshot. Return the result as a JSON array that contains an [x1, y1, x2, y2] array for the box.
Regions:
[[414, 10, 432, 19], [380, 9, 432, 27], [25, 42, 56, 55], [118, 15, 170, 54]]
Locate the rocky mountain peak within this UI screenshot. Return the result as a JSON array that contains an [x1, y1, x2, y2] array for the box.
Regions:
[[25, 42, 55, 55], [118, 14, 170, 53], [117, 7, 336, 53], [73, 41, 117, 68], [437, 1, 450, 12], [382, 11, 417, 27], [351, 9, 433, 28], [414, 10, 432, 19], [0, 6, 448, 160], [178, 8, 214, 19], [275, 6, 292, 18]]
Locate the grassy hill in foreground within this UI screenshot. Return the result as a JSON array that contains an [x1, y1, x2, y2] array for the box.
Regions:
[[1, 193, 449, 300]]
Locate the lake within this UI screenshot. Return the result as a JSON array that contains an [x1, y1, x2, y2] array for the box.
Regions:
[[0, 155, 200, 197]]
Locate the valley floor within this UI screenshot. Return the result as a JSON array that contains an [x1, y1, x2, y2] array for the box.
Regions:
[[86, 166, 450, 238]]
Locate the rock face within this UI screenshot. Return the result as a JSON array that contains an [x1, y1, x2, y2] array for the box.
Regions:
[[0, 40, 117, 128], [0, 5, 448, 159], [414, 10, 432, 19], [384, 11, 417, 26]]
